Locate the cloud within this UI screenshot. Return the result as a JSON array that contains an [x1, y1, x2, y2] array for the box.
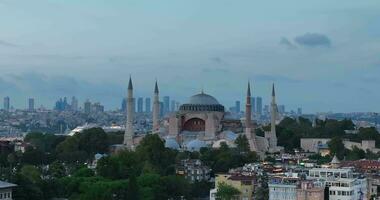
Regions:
[[294, 33, 331, 47], [279, 37, 296, 49], [0, 40, 18, 47], [201, 67, 229, 74], [210, 56, 223, 64], [253, 74, 301, 83]]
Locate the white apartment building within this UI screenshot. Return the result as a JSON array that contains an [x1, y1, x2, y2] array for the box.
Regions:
[[268, 183, 297, 200], [308, 168, 367, 200]]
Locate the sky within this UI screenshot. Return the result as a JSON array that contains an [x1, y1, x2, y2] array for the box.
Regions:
[[0, 0, 379, 113]]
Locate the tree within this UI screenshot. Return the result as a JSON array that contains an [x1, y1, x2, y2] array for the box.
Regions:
[[48, 161, 66, 179], [328, 137, 345, 160], [136, 134, 175, 175], [346, 146, 365, 161], [216, 182, 241, 200], [127, 175, 139, 200], [235, 134, 250, 153], [254, 186, 269, 200]]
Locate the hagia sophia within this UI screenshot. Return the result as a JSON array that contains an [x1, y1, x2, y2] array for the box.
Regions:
[[123, 77, 283, 156]]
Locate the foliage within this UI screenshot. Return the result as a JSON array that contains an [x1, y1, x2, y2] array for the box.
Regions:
[[308, 154, 332, 165], [328, 137, 345, 160], [216, 182, 241, 200], [235, 134, 250, 153], [200, 143, 258, 173]]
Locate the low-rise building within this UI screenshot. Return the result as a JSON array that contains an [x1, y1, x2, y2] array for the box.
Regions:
[[0, 181, 16, 200], [308, 167, 367, 200], [301, 138, 380, 154], [210, 173, 256, 200], [268, 176, 299, 200], [296, 181, 324, 200], [175, 159, 211, 182]]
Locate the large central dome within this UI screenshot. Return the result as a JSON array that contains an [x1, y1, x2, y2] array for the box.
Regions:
[[188, 92, 220, 105], [179, 92, 224, 112]]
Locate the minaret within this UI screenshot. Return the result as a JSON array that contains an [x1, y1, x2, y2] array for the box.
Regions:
[[245, 82, 257, 151], [124, 76, 134, 149], [269, 83, 278, 150], [152, 80, 160, 133], [245, 82, 252, 128]]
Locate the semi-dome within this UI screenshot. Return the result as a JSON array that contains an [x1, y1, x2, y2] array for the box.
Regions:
[[164, 137, 180, 150], [188, 92, 220, 105], [179, 92, 225, 112], [185, 139, 207, 151]]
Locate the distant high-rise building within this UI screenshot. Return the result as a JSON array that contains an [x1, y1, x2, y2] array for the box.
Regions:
[[251, 97, 256, 114], [84, 100, 91, 114], [159, 101, 164, 117], [55, 97, 70, 111], [297, 108, 302, 115], [3, 97, 10, 111], [278, 105, 285, 114], [71, 96, 78, 111], [170, 100, 176, 112], [175, 102, 180, 111], [92, 102, 104, 112], [256, 97, 262, 115], [163, 96, 170, 114], [28, 98, 35, 111], [235, 101, 240, 113], [263, 105, 269, 114], [145, 97, 151, 113], [121, 98, 127, 112], [137, 97, 143, 113], [63, 97, 68, 110]]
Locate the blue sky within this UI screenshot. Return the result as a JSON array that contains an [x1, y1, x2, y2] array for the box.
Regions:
[[0, 0, 379, 113]]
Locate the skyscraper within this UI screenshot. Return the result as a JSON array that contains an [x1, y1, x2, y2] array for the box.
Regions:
[[297, 108, 302, 115], [71, 96, 78, 111], [92, 102, 104, 112], [145, 97, 151, 113], [163, 96, 170, 114], [251, 97, 256, 114], [170, 100, 176, 112], [235, 101, 240, 113], [3, 97, 10, 111], [159, 102, 164, 117], [84, 100, 91, 114], [28, 98, 35, 111], [278, 105, 285, 114], [256, 97, 262, 115], [121, 98, 127, 112], [137, 97, 143, 113]]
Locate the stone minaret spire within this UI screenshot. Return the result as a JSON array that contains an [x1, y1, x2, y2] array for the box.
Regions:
[[152, 80, 160, 133], [245, 82, 252, 128], [269, 83, 278, 150], [245, 81, 257, 151], [124, 76, 134, 149]]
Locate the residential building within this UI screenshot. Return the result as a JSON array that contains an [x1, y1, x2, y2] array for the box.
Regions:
[[175, 159, 211, 182], [308, 168, 367, 200], [0, 180, 16, 200], [210, 173, 256, 200]]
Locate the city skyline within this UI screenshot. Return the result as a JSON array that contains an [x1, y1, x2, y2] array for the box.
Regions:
[[0, 1, 379, 112]]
